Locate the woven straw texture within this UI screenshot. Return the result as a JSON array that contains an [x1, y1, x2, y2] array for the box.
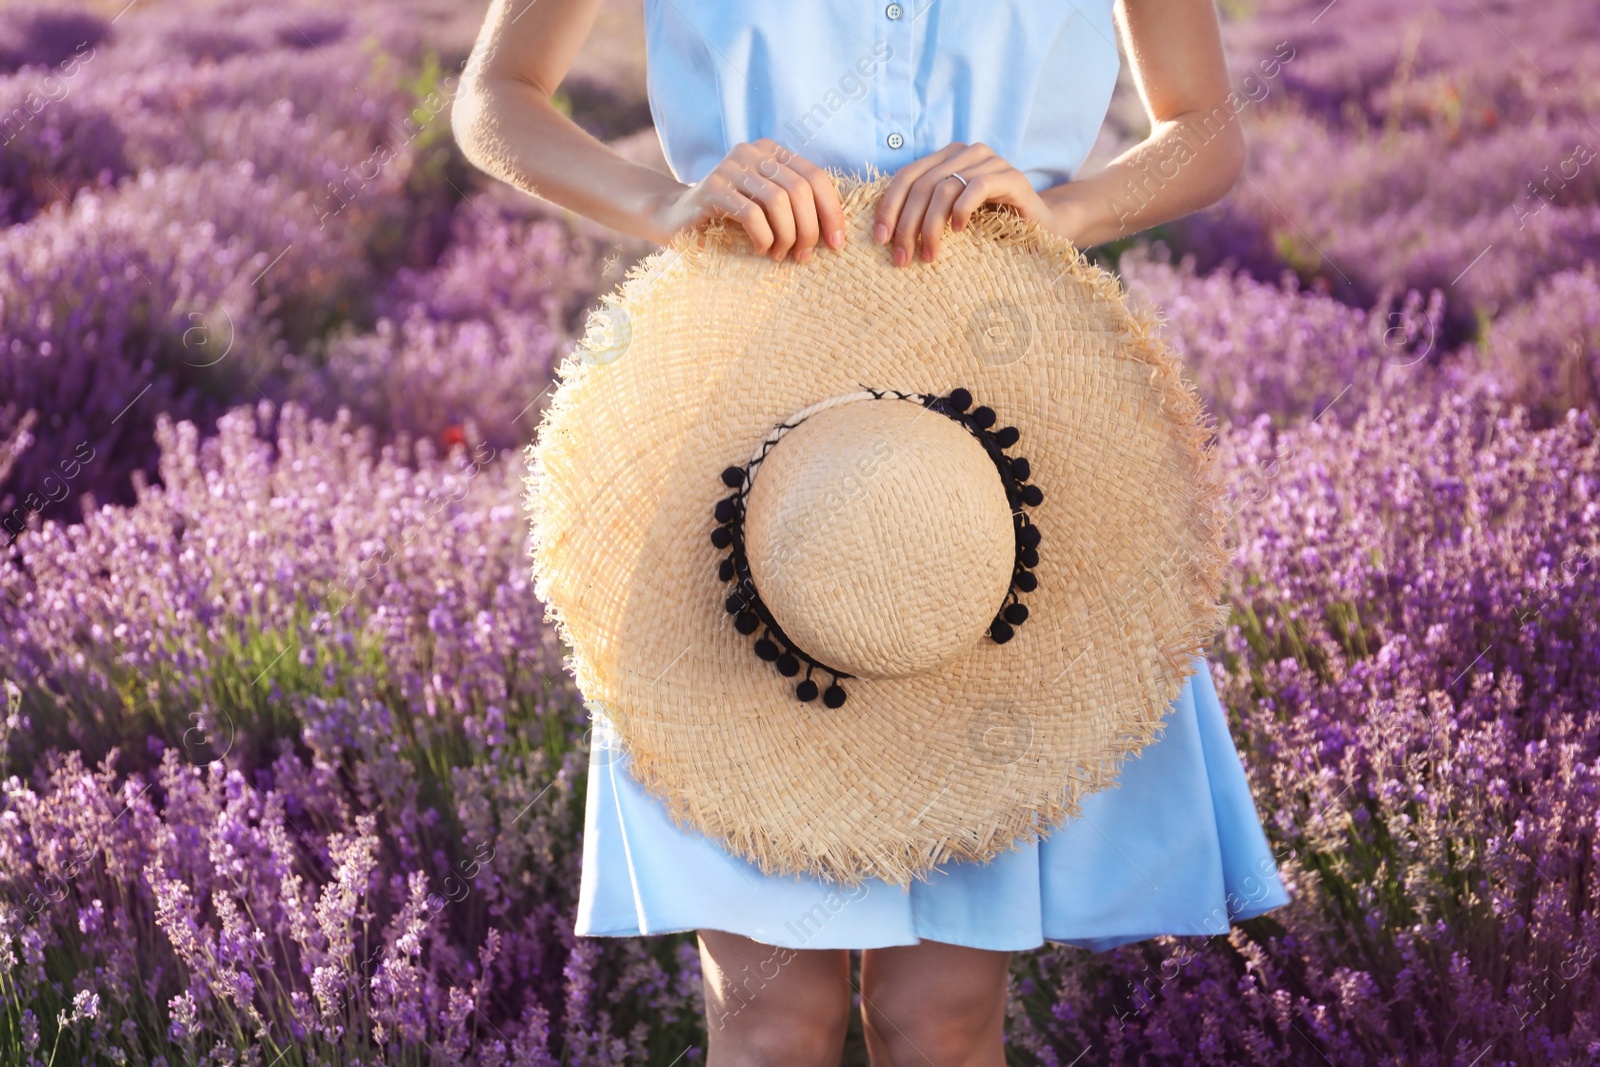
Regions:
[[742, 397, 1017, 680], [524, 170, 1230, 887]]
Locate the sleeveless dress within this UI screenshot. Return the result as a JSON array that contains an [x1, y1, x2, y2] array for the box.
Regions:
[[574, 0, 1292, 952]]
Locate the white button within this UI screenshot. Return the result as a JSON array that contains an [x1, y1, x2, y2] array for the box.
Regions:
[[887, 132, 905, 150], [886, 3, 903, 18]]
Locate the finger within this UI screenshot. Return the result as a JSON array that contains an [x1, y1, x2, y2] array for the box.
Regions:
[[874, 142, 965, 246], [783, 153, 847, 251], [892, 175, 940, 267], [752, 140, 828, 259], [950, 165, 1027, 234], [729, 157, 798, 260], [920, 174, 970, 262], [702, 169, 768, 253], [896, 151, 988, 266], [706, 178, 776, 256], [754, 152, 822, 261]]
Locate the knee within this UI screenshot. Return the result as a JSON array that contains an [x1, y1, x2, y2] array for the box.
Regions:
[[862, 986, 1004, 1066], [706, 975, 850, 1066]]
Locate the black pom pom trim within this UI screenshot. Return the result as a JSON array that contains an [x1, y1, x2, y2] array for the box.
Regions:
[[712, 385, 1044, 703], [711, 424, 857, 704], [907, 389, 1043, 653]]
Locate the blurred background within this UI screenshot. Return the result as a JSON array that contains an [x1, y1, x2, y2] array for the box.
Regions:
[[1, 0, 1597, 1064]]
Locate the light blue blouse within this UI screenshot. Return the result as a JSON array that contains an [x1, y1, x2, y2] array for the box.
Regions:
[[642, 0, 1123, 190], [573, 0, 1292, 953]]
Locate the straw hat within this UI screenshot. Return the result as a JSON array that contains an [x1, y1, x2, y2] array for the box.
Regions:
[[525, 171, 1229, 887]]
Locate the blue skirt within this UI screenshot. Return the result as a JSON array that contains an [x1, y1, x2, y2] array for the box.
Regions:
[[574, 655, 1291, 952]]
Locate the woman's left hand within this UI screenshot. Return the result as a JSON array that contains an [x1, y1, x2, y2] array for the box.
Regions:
[[874, 142, 1053, 266]]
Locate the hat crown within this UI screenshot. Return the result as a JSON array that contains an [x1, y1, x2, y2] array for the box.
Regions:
[[742, 398, 1015, 680]]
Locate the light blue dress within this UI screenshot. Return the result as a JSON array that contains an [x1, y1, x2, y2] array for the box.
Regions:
[[575, 0, 1292, 952]]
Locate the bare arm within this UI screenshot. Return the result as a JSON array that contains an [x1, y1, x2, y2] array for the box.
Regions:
[[450, 0, 681, 241], [1044, 0, 1249, 246], [451, 0, 846, 257]]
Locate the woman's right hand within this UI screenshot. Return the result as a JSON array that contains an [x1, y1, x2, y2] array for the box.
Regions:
[[648, 139, 847, 263]]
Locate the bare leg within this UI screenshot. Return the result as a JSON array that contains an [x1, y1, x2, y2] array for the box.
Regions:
[[697, 928, 853, 1067], [859, 939, 1011, 1067]]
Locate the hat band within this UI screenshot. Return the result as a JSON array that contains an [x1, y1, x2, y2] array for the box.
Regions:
[[710, 387, 1044, 708]]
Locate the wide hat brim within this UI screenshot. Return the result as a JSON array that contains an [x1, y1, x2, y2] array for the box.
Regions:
[[526, 171, 1230, 887]]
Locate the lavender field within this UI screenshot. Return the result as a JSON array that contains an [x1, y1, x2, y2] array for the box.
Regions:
[[1, 0, 1597, 1063]]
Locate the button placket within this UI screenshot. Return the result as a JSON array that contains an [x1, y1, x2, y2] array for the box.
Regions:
[[881, 0, 915, 157]]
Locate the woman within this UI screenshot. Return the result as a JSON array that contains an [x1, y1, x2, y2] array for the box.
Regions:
[[452, 2, 1288, 1063]]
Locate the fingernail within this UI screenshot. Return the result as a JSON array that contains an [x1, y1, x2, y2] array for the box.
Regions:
[[830, 229, 845, 249], [892, 246, 907, 267], [797, 247, 813, 263], [874, 223, 889, 244]]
